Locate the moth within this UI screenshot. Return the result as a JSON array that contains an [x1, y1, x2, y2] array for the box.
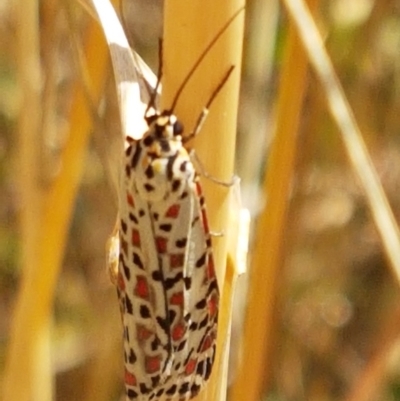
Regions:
[[104, 6, 241, 401]]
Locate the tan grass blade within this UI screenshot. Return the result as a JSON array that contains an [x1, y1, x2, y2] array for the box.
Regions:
[[283, 0, 400, 283]]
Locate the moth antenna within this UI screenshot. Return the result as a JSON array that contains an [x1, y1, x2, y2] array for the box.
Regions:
[[169, 6, 244, 113]]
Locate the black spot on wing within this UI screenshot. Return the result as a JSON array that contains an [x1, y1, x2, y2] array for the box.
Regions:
[[133, 253, 144, 269], [125, 296, 133, 314], [121, 219, 128, 233], [179, 382, 190, 395], [198, 315, 208, 330], [139, 383, 151, 394], [191, 383, 201, 396], [151, 375, 160, 387], [196, 253, 207, 268], [145, 165, 154, 179], [176, 238, 187, 248], [129, 213, 139, 224], [166, 153, 178, 181], [164, 272, 183, 290], [156, 316, 169, 335], [144, 183, 155, 192], [184, 277, 192, 289], [205, 355, 214, 379], [127, 389, 138, 399], [165, 385, 177, 396], [151, 336, 161, 351], [159, 223, 172, 232], [196, 360, 205, 376], [123, 262, 131, 280], [195, 299, 207, 309], [180, 160, 188, 172], [171, 179, 181, 192], [131, 144, 142, 169], [152, 271, 162, 281], [128, 348, 137, 364], [143, 135, 154, 147], [169, 309, 176, 323], [140, 304, 151, 318]]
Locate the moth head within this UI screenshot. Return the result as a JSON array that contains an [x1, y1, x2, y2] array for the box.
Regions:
[[149, 111, 184, 139]]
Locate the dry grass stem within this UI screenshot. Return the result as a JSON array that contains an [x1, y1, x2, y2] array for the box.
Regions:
[[163, 1, 245, 400], [283, 0, 400, 283]]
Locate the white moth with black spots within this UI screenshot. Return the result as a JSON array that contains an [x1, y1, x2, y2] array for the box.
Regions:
[[115, 109, 220, 401], [107, 8, 242, 401]]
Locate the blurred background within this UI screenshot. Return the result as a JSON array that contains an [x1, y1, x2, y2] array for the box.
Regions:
[[2, 0, 400, 400]]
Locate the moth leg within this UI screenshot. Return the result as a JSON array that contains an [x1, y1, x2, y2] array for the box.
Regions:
[[106, 218, 120, 286], [210, 230, 224, 237], [190, 149, 237, 187]]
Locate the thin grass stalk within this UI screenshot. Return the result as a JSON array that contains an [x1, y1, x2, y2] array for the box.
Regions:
[[229, 1, 319, 400], [2, 15, 110, 401], [162, 1, 245, 400], [282, 0, 400, 283], [3, 0, 45, 400]]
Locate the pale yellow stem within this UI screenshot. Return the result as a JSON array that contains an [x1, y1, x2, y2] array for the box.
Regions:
[[163, 1, 245, 400]]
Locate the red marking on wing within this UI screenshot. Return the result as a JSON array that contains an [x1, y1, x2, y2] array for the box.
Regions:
[[145, 355, 161, 373], [201, 334, 213, 352], [185, 359, 197, 375], [155, 237, 168, 253], [137, 325, 153, 340], [195, 181, 203, 196], [170, 253, 184, 268], [201, 208, 209, 232], [165, 204, 180, 218], [117, 271, 125, 291], [170, 292, 184, 306], [127, 192, 135, 207], [208, 295, 218, 317], [135, 276, 149, 298], [172, 322, 186, 341], [131, 229, 141, 247], [207, 257, 216, 279], [125, 369, 137, 386]]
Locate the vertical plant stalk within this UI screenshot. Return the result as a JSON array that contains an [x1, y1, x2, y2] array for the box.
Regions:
[[230, 1, 319, 400], [283, 0, 400, 282], [4, 0, 44, 400], [162, 1, 245, 400], [2, 11, 110, 401]]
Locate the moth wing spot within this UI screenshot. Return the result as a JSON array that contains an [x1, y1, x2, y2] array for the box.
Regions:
[[170, 253, 184, 268], [135, 276, 149, 299], [170, 291, 184, 306], [145, 355, 162, 374], [155, 237, 168, 253], [125, 369, 137, 386], [131, 229, 141, 247]]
